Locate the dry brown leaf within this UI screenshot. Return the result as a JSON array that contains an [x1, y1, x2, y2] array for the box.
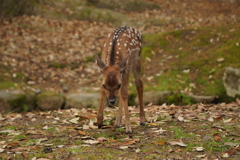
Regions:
[[78, 130, 86, 136], [213, 133, 221, 142], [108, 139, 118, 143], [22, 152, 28, 158], [154, 140, 165, 145], [168, 140, 187, 147], [84, 114, 96, 119], [11, 146, 30, 152]]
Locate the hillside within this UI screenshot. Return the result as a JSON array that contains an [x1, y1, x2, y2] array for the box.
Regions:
[[0, 0, 240, 102]]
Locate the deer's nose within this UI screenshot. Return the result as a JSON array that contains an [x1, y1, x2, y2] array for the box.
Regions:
[[109, 97, 116, 105]]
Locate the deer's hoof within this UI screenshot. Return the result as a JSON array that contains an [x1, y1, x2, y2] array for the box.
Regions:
[[140, 123, 145, 126], [126, 131, 132, 135]]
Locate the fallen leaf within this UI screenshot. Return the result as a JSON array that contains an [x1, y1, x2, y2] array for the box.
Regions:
[[57, 145, 64, 148], [22, 152, 28, 158], [222, 153, 229, 158], [155, 140, 165, 145], [83, 125, 89, 130], [84, 114, 96, 119], [195, 154, 206, 158], [0, 148, 4, 153], [11, 146, 30, 151], [194, 147, 204, 151], [168, 140, 187, 147], [153, 128, 166, 134], [135, 148, 140, 153], [178, 116, 184, 121], [148, 123, 157, 126], [118, 140, 136, 146], [213, 133, 221, 142], [119, 146, 128, 149], [69, 117, 79, 124], [223, 118, 232, 123], [78, 130, 86, 136], [43, 126, 48, 130], [224, 142, 238, 147], [83, 140, 99, 145], [97, 137, 107, 144], [108, 139, 117, 143]]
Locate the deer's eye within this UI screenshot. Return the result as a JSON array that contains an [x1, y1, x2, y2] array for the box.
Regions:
[[117, 84, 121, 89], [102, 84, 106, 89]]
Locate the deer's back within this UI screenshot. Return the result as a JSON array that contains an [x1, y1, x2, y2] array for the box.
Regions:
[[102, 26, 142, 66]]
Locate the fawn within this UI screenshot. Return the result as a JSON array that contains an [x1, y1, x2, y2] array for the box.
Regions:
[[96, 26, 145, 133]]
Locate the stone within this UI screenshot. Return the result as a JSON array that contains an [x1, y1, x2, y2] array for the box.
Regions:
[[188, 95, 216, 103], [223, 67, 240, 97], [65, 92, 100, 109], [36, 92, 65, 111], [135, 91, 173, 105], [0, 89, 36, 113]]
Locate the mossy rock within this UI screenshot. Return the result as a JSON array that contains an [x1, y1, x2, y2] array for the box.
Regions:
[[36, 92, 65, 111], [0, 89, 36, 113]]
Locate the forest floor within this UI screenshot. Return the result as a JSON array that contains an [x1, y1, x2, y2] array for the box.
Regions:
[[0, 0, 240, 159], [1, 101, 240, 159]]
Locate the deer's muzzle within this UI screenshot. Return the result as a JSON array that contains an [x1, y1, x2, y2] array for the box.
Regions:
[[108, 96, 116, 105]]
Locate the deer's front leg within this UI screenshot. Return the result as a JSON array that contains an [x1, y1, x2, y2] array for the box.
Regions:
[[121, 89, 132, 134], [115, 97, 123, 128], [97, 87, 106, 128], [121, 72, 132, 134]]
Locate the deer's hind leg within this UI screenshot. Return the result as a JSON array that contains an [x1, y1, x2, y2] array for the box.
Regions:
[[132, 58, 145, 125]]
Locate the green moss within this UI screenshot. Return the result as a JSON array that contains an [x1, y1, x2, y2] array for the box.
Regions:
[[37, 91, 62, 98], [2, 125, 18, 130], [48, 62, 66, 69], [0, 0, 39, 17], [85, 55, 95, 63], [9, 94, 29, 112], [167, 93, 194, 105], [141, 25, 240, 103], [128, 92, 137, 106], [95, 0, 160, 13], [0, 82, 16, 89]]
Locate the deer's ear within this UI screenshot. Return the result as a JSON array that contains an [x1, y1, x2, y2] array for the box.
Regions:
[[118, 57, 128, 72], [96, 55, 106, 71]]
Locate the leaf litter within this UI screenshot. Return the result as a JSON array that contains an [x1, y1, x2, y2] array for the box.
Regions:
[[0, 101, 240, 159]]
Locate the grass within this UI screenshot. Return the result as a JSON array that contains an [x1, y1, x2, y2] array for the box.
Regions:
[[94, 0, 160, 13], [140, 25, 240, 103]]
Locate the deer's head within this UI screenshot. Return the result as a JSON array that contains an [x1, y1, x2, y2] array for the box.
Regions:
[[96, 55, 128, 106]]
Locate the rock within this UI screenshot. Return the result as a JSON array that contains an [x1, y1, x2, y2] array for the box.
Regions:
[[0, 89, 36, 113], [36, 92, 65, 111], [135, 91, 173, 105], [188, 95, 216, 103], [65, 92, 100, 109], [223, 67, 240, 97], [0, 97, 11, 113]]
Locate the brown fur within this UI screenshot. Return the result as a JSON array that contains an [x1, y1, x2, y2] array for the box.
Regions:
[[96, 26, 145, 133]]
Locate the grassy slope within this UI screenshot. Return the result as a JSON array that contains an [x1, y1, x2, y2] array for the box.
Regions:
[[141, 25, 240, 98], [1, 0, 239, 103]]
